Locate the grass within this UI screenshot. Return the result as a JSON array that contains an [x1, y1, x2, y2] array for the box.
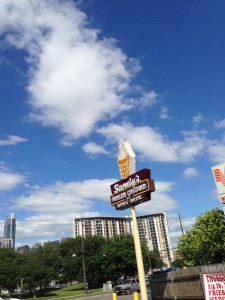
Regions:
[[8, 284, 109, 300]]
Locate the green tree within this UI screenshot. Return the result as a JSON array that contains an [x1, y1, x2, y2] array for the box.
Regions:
[[84, 235, 106, 288], [171, 258, 186, 268], [101, 234, 139, 282], [20, 243, 59, 297], [149, 248, 166, 269], [0, 248, 20, 295], [177, 208, 225, 266], [59, 237, 83, 284]]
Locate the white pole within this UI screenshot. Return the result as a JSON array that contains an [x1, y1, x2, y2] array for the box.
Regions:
[[131, 206, 148, 300]]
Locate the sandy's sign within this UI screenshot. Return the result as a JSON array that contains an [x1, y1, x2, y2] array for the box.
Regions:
[[110, 168, 155, 210]]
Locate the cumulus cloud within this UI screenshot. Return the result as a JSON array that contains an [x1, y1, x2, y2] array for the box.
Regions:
[[136, 181, 178, 215], [0, 162, 26, 191], [160, 106, 171, 120], [166, 214, 196, 247], [13, 210, 102, 244], [0, 172, 25, 191], [0, 135, 28, 146], [11, 178, 116, 242], [138, 91, 158, 109], [214, 119, 225, 129], [192, 113, 203, 126], [183, 167, 199, 179], [207, 139, 225, 163], [10, 177, 180, 243], [82, 142, 110, 156], [15, 215, 73, 240], [97, 122, 208, 163], [13, 178, 115, 214], [0, 0, 148, 145]]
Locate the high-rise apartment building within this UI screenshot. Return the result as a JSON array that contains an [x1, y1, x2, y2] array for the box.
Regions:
[[0, 237, 13, 249], [4, 213, 16, 250], [73, 213, 173, 267], [136, 213, 174, 267]]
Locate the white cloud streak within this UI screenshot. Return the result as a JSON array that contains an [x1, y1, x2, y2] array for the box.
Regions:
[[183, 167, 199, 179], [97, 122, 209, 163], [0, 172, 25, 191], [0, 135, 28, 146], [0, 162, 26, 191], [82, 142, 110, 156], [9, 178, 179, 243], [192, 113, 203, 126], [207, 139, 225, 163], [136, 181, 178, 215], [139, 91, 158, 109], [160, 106, 171, 120], [166, 214, 196, 247], [214, 119, 225, 129], [13, 178, 115, 214]]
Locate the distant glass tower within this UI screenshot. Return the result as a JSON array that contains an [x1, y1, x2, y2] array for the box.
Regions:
[[4, 213, 16, 250]]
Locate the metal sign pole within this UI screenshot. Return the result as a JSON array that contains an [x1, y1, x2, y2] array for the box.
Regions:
[[113, 139, 155, 300], [131, 205, 148, 300]]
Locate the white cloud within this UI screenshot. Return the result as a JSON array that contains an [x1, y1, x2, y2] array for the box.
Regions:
[[0, 135, 28, 146], [192, 113, 203, 126], [15, 215, 73, 240], [0, 172, 25, 191], [0, 161, 10, 172], [139, 91, 157, 109], [207, 139, 225, 163], [136, 181, 178, 215], [160, 106, 171, 120], [0, 162, 26, 191], [168, 215, 195, 233], [0, 0, 144, 145], [10, 178, 179, 243], [13, 178, 115, 214], [82, 142, 110, 156], [183, 167, 199, 179], [11, 178, 115, 242], [97, 122, 208, 163], [214, 119, 225, 129], [166, 214, 196, 247]]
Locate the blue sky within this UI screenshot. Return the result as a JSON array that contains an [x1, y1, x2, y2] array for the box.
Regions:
[[0, 0, 224, 249]]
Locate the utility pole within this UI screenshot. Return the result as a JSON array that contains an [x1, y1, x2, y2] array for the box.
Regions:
[[178, 214, 184, 236], [142, 222, 153, 273], [146, 239, 153, 274], [81, 218, 88, 295]]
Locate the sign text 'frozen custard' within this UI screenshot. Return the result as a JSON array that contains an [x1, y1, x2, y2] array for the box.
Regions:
[[110, 169, 155, 210]]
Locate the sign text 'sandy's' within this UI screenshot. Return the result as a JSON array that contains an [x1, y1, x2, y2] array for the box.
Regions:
[[110, 169, 155, 210]]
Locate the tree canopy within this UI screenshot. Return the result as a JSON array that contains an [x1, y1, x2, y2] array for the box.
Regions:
[[0, 234, 164, 294], [177, 208, 225, 266]]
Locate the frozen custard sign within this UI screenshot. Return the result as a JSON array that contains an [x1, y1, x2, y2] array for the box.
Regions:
[[110, 169, 155, 210]]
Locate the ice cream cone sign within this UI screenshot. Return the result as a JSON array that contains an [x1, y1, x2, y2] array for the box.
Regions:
[[118, 139, 136, 179]]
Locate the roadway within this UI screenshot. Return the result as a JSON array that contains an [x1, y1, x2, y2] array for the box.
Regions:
[[75, 292, 150, 300]]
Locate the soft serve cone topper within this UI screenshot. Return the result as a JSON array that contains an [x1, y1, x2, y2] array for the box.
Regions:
[[117, 139, 136, 179], [111, 139, 155, 210]]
